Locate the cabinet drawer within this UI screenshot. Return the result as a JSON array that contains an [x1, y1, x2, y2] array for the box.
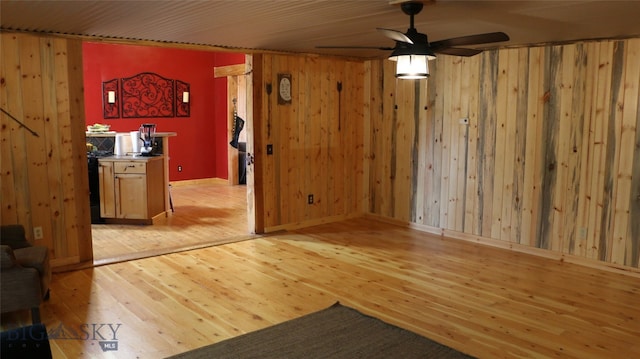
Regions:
[[114, 162, 146, 174]]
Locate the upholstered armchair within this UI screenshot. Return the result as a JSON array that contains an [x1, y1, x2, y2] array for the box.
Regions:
[[0, 225, 51, 324]]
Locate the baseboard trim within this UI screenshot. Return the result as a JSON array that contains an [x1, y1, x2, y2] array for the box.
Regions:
[[170, 178, 228, 187], [364, 213, 640, 278]]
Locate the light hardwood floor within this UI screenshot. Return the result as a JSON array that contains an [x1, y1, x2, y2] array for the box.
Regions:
[[91, 180, 254, 265], [2, 215, 639, 358]]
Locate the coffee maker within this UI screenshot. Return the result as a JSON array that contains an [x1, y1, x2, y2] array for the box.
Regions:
[[139, 123, 157, 156]]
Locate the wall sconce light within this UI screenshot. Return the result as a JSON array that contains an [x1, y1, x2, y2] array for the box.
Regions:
[[176, 80, 190, 117], [107, 91, 116, 104]]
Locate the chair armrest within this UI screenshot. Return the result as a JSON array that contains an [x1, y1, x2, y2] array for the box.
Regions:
[[0, 225, 31, 249], [1, 245, 19, 269]]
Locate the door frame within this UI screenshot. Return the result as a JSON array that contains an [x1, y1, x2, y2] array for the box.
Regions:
[[214, 55, 259, 234]]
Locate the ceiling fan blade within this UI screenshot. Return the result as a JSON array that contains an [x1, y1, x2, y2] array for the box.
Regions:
[[376, 28, 413, 44], [434, 47, 483, 57], [431, 32, 509, 49], [316, 45, 394, 50]]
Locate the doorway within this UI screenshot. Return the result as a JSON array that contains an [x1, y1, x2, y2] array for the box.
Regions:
[[91, 59, 256, 265], [91, 180, 253, 265]]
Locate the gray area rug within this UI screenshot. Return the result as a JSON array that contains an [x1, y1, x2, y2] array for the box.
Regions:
[[167, 302, 475, 359]]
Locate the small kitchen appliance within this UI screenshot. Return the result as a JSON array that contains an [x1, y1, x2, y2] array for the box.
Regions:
[[139, 123, 157, 156]]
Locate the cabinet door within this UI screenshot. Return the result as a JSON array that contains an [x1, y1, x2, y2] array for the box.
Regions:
[[115, 173, 147, 219], [145, 158, 166, 218], [98, 161, 116, 218]]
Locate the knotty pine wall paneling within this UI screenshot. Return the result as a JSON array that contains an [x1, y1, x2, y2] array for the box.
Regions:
[[1, 32, 92, 267], [366, 37, 640, 270], [368, 60, 401, 219], [253, 54, 365, 231]]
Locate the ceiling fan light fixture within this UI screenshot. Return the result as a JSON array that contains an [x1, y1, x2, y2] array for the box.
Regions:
[[388, 41, 437, 61], [389, 42, 435, 79], [316, 2, 509, 69], [395, 54, 429, 79]]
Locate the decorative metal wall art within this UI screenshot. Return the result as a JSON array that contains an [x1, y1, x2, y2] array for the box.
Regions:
[[102, 79, 120, 118], [101, 72, 191, 119], [121, 72, 174, 118]]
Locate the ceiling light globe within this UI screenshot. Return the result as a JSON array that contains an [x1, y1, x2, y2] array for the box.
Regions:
[[395, 54, 429, 79]]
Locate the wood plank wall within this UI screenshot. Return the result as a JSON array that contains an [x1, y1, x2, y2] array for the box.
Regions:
[[366, 38, 640, 269], [0, 32, 92, 267], [252, 54, 365, 231], [3, 31, 637, 272]]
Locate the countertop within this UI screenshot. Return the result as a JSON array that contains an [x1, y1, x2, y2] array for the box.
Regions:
[[97, 154, 164, 162], [85, 131, 177, 138]]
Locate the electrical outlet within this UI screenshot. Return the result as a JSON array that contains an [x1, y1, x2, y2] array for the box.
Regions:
[[33, 226, 43, 240], [178, 165, 183, 172], [308, 194, 314, 204]]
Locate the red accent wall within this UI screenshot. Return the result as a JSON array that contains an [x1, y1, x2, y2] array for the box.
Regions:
[[82, 42, 244, 181]]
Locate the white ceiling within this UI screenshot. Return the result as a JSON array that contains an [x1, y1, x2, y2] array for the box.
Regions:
[[1, 0, 640, 58]]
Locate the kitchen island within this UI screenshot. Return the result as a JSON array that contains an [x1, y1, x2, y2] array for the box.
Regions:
[[87, 131, 176, 224], [98, 155, 166, 224]]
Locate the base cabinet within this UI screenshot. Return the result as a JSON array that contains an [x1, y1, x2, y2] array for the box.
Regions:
[[98, 156, 166, 222]]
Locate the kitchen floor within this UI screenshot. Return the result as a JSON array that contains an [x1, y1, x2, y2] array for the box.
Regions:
[[91, 179, 253, 265]]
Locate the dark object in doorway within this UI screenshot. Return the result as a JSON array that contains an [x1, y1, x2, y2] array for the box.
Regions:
[[229, 115, 245, 149], [238, 142, 247, 185]]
